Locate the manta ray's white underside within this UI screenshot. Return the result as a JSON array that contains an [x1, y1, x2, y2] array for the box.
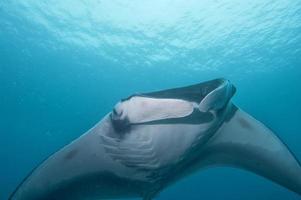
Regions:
[[10, 78, 301, 200]]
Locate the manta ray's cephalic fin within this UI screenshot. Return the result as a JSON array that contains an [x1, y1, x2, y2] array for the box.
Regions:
[[200, 104, 301, 195]]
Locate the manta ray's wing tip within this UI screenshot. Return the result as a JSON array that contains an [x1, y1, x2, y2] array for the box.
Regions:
[[201, 104, 301, 195]]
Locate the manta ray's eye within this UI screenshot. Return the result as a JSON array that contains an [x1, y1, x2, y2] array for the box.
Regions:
[[111, 104, 130, 132], [111, 102, 124, 120], [111, 109, 119, 120], [112, 108, 119, 116], [111, 115, 130, 132]]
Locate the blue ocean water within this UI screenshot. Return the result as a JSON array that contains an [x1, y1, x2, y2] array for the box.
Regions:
[[1, 0, 301, 199]]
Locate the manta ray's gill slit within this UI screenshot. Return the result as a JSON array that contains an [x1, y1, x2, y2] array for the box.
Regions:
[[99, 129, 161, 172]]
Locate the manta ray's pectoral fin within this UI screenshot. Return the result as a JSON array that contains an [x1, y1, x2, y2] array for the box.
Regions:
[[201, 105, 301, 195]]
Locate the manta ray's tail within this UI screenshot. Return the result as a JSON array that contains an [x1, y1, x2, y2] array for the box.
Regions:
[[201, 105, 301, 195]]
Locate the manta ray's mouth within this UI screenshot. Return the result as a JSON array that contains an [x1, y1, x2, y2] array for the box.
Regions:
[[110, 78, 234, 128], [141, 78, 232, 103], [111, 108, 215, 132]]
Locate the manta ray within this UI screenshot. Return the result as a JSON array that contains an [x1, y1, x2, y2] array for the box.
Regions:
[[10, 78, 301, 200]]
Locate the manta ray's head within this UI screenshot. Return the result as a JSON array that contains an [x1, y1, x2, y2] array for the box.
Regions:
[[104, 78, 237, 177], [110, 78, 236, 133]]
